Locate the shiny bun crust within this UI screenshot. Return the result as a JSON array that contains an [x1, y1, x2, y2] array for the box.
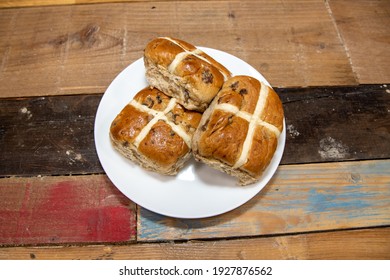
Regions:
[[110, 87, 202, 175], [111, 38, 284, 185], [192, 76, 284, 185], [144, 37, 231, 112]]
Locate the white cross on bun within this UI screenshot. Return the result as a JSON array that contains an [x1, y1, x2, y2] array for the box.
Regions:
[[144, 37, 232, 112], [110, 87, 202, 175], [192, 75, 284, 185]]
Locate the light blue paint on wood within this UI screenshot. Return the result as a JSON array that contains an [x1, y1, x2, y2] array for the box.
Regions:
[[138, 160, 390, 241], [307, 187, 373, 213], [138, 210, 168, 240]]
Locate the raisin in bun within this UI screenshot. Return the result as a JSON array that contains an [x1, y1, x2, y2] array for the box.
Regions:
[[110, 87, 202, 175], [144, 37, 231, 112], [192, 76, 284, 185]]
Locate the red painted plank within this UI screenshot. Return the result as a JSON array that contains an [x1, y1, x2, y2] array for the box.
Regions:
[[0, 175, 136, 245]]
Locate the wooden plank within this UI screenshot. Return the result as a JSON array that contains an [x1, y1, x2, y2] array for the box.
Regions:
[[1, 84, 389, 177], [0, 0, 211, 9], [0, 5, 129, 97], [0, 1, 356, 98], [278, 84, 390, 164], [327, 0, 390, 84], [1, 227, 389, 259], [0, 175, 136, 245], [138, 160, 390, 241], [0, 95, 102, 177], [0, 0, 132, 8]]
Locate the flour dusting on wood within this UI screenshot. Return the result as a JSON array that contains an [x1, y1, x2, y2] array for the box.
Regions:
[[66, 150, 83, 164], [318, 136, 349, 159], [19, 107, 32, 119], [287, 124, 300, 138]]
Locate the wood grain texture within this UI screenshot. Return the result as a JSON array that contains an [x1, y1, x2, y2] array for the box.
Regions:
[[138, 160, 390, 241], [1, 85, 389, 177], [0, 0, 356, 98], [0, 175, 136, 245], [327, 0, 390, 84], [0, 0, 211, 9], [0, 0, 388, 261], [0, 0, 132, 8], [1, 227, 389, 259]]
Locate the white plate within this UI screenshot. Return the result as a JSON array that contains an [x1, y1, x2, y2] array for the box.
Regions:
[[94, 47, 286, 219]]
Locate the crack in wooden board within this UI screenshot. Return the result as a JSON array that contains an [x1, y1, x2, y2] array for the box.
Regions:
[[327, 0, 390, 84]]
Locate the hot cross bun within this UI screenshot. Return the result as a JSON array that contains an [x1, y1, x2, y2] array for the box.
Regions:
[[110, 87, 202, 175], [192, 75, 284, 185], [144, 37, 231, 112]]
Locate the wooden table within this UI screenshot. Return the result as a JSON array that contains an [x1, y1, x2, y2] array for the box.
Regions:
[[0, 0, 389, 260]]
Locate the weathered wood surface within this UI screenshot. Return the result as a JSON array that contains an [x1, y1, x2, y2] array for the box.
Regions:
[[2, 0, 389, 90], [279, 84, 390, 164], [1, 227, 389, 260], [0, 175, 136, 245], [0, 95, 102, 177], [0, 0, 202, 8], [138, 160, 390, 241], [1, 160, 388, 246], [0, 0, 134, 8], [1, 85, 389, 177], [0, 0, 356, 98], [0, 0, 389, 259], [328, 0, 390, 84]]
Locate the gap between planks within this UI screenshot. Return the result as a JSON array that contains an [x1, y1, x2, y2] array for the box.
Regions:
[[326, 0, 390, 84], [324, 0, 358, 82]]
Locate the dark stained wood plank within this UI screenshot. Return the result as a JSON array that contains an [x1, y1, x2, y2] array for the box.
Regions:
[[327, 0, 390, 84], [1, 227, 389, 259], [1, 84, 389, 177], [278, 84, 390, 164], [0, 175, 136, 246], [0, 1, 356, 98], [0, 95, 102, 177], [138, 160, 390, 241]]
